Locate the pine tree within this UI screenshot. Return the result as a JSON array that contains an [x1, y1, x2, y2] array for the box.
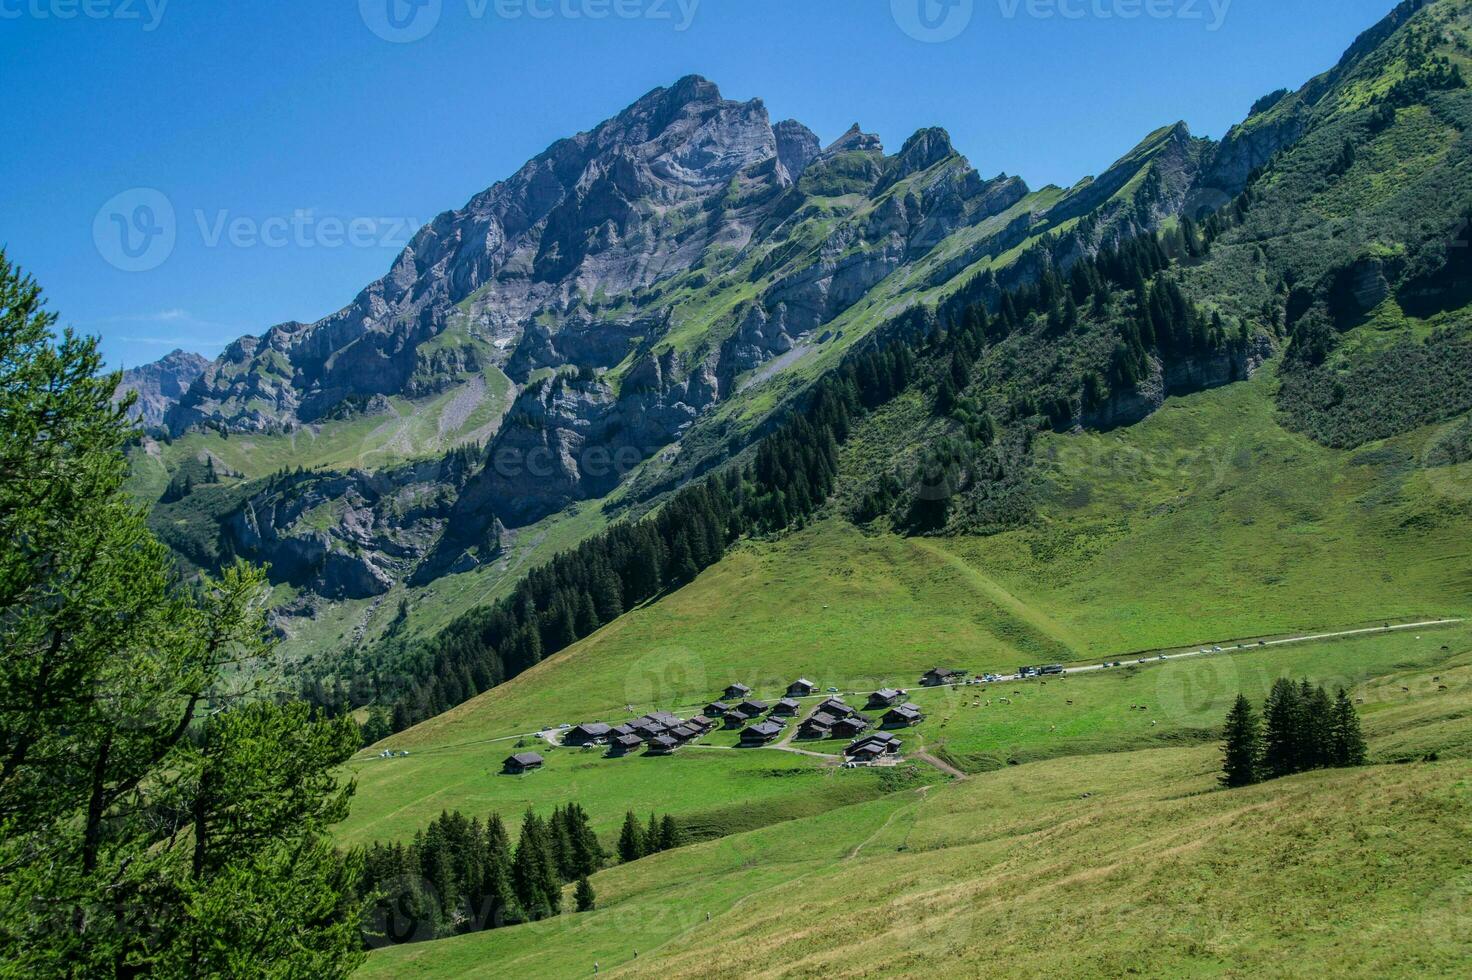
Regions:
[[483, 814, 519, 928], [618, 811, 645, 863], [645, 812, 662, 854], [1300, 679, 1334, 771], [1263, 678, 1303, 778], [1329, 688, 1368, 768], [1220, 694, 1263, 788], [575, 876, 596, 913], [511, 811, 557, 920], [658, 814, 679, 852]]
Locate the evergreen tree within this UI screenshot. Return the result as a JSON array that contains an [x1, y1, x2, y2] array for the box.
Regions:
[[511, 810, 559, 920], [658, 814, 680, 852], [483, 814, 519, 929], [575, 876, 596, 913], [1329, 688, 1368, 768], [1300, 680, 1334, 770], [618, 811, 645, 863], [645, 812, 662, 854], [1263, 678, 1304, 778], [0, 253, 366, 976], [1220, 694, 1263, 788]]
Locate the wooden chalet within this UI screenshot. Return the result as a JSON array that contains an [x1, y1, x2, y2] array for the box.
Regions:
[[740, 720, 785, 746], [704, 701, 731, 717], [799, 711, 838, 738], [866, 689, 902, 710], [563, 722, 611, 746], [722, 709, 752, 729], [845, 731, 902, 757], [502, 752, 544, 774], [921, 668, 967, 687], [646, 735, 679, 755], [786, 678, 816, 697], [771, 698, 802, 717], [736, 699, 769, 717], [723, 683, 752, 700], [832, 715, 871, 739], [609, 734, 645, 756], [815, 697, 856, 719], [883, 703, 925, 728]]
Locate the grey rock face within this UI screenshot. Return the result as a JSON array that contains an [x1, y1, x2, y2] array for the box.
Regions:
[[224, 450, 477, 599], [114, 349, 209, 428]]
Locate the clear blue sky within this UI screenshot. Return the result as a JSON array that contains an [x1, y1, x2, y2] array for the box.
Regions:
[[0, 0, 1398, 368]]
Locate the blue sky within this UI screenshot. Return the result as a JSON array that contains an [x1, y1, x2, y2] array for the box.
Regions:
[[0, 0, 1398, 368]]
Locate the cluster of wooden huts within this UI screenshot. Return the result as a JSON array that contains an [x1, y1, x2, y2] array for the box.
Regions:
[[535, 675, 938, 770], [562, 710, 718, 757]]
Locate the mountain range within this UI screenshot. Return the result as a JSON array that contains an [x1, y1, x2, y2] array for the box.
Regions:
[[123, 0, 1472, 693]]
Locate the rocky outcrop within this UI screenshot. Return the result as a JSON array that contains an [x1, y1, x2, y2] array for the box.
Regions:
[[114, 349, 209, 428], [224, 450, 478, 599], [1080, 334, 1275, 431]]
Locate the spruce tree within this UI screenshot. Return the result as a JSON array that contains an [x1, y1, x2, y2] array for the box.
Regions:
[[575, 876, 596, 913], [1263, 678, 1303, 778], [618, 811, 645, 863], [1300, 679, 1334, 771], [1329, 688, 1368, 768], [659, 814, 680, 852], [646, 812, 662, 854], [1221, 694, 1263, 788], [511, 811, 555, 920], [483, 814, 519, 929]]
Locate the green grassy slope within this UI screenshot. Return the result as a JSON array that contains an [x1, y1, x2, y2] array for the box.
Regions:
[[357, 633, 1472, 978], [343, 364, 1472, 860]]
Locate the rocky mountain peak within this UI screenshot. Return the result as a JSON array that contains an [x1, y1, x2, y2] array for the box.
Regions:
[[823, 123, 885, 157], [114, 349, 209, 428]]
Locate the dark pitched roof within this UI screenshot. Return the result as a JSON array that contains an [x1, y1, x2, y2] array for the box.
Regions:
[[569, 722, 611, 737], [705, 701, 731, 714], [690, 715, 716, 729], [610, 724, 637, 737], [724, 683, 752, 696], [614, 734, 644, 748], [737, 699, 769, 715], [669, 725, 698, 740], [647, 712, 682, 727], [743, 721, 784, 741], [647, 735, 678, 752], [802, 712, 838, 730], [772, 698, 801, 713], [505, 752, 544, 767]]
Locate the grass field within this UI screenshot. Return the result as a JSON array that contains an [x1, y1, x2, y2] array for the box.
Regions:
[[336, 360, 1472, 977], [339, 738, 938, 849], [944, 369, 1472, 655], [356, 656, 1472, 978]]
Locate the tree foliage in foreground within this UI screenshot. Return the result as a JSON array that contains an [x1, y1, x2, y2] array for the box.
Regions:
[[0, 252, 365, 976]]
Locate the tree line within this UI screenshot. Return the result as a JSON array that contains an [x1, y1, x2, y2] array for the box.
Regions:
[[361, 805, 680, 946], [1221, 680, 1368, 789]]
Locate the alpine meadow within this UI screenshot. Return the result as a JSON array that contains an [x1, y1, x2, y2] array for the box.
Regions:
[[5, 0, 1472, 976]]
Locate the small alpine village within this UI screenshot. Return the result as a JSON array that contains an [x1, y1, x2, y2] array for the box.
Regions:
[[496, 665, 1033, 774]]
